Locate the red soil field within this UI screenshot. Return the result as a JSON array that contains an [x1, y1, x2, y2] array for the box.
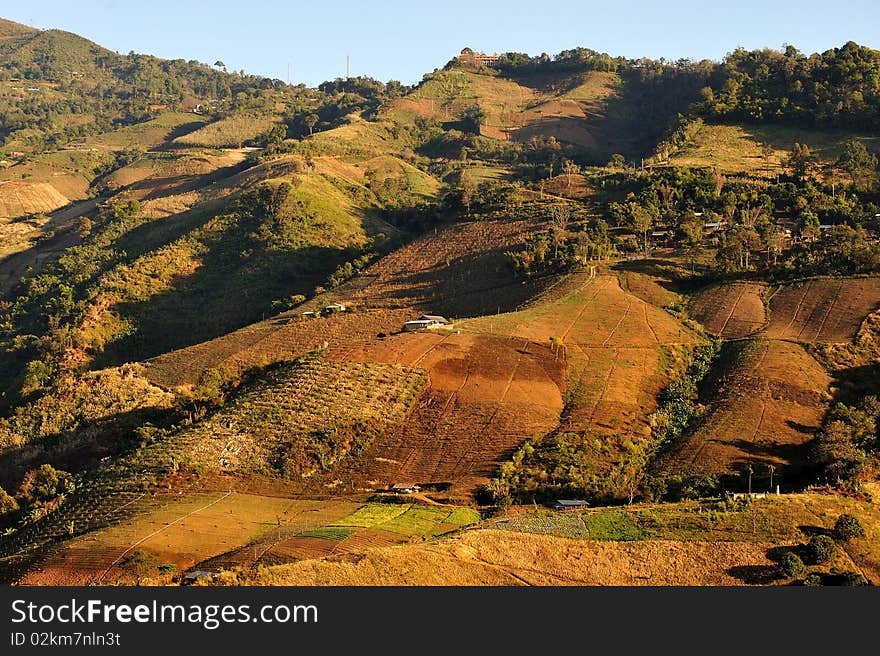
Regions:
[[762, 277, 880, 343], [688, 282, 768, 338], [656, 339, 832, 482], [323, 332, 566, 497]]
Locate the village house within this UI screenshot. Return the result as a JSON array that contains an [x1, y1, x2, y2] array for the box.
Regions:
[[554, 499, 590, 511], [458, 48, 501, 67], [402, 315, 450, 331]]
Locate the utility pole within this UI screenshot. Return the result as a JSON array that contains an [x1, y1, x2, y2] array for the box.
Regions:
[[346, 54, 350, 80], [287, 62, 291, 86]]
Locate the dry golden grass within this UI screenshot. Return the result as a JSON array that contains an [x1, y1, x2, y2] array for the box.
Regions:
[[0, 181, 69, 218], [688, 282, 769, 338], [224, 529, 778, 586], [664, 123, 880, 176]]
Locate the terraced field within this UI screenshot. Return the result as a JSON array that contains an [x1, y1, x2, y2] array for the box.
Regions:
[[327, 332, 565, 497], [762, 277, 880, 343], [688, 282, 768, 338], [656, 339, 832, 482], [175, 355, 428, 476], [458, 273, 699, 442], [0, 180, 69, 218]]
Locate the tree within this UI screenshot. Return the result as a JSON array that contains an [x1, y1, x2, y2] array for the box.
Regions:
[[805, 535, 836, 564], [303, 114, 318, 136], [785, 143, 818, 182], [832, 514, 866, 541], [680, 214, 704, 273], [549, 203, 570, 258], [214, 60, 227, 72], [779, 552, 806, 578], [629, 204, 656, 253], [0, 486, 18, 514], [461, 104, 485, 133], [607, 153, 626, 169], [16, 464, 75, 505], [119, 550, 158, 583], [563, 160, 580, 190], [836, 139, 877, 190], [761, 143, 775, 174]]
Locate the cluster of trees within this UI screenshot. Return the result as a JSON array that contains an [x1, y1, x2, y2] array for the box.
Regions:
[[700, 42, 880, 128], [603, 153, 880, 277], [506, 211, 616, 277], [809, 395, 879, 487], [286, 76, 411, 139], [0, 464, 75, 528], [1, 199, 146, 395]]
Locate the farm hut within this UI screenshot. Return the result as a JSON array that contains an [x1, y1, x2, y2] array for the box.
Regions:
[[391, 483, 420, 494], [182, 570, 217, 585], [404, 319, 446, 331], [553, 499, 590, 511], [703, 221, 727, 234], [419, 315, 449, 325], [322, 303, 348, 315]]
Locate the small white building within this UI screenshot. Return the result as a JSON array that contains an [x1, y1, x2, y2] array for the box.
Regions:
[[403, 315, 450, 331]]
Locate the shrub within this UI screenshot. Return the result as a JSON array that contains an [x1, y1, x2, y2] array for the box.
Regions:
[[0, 486, 18, 514], [119, 550, 158, 581], [805, 535, 837, 565], [779, 552, 806, 578], [16, 464, 75, 504], [803, 573, 823, 586], [832, 514, 866, 541], [837, 571, 869, 586]]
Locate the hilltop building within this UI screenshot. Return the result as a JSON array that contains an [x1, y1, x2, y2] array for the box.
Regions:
[[459, 48, 501, 67]]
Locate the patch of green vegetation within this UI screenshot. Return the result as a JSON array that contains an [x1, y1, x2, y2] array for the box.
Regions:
[[300, 526, 353, 541], [581, 510, 650, 540], [378, 506, 459, 537], [334, 503, 411, 528], [445, 507, 482, 526]]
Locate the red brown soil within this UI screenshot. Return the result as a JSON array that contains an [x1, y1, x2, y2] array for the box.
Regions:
[[144, 217, 553, 388], [657, 339, 832, 480], [762, 277, 880, 343], [689, 282, 768, 338], [320, 332, 565, 498]]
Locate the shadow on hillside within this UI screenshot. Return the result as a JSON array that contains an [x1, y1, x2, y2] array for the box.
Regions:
[[610, 258, 696, 294], [157, 120, 213, 148], [130, 161, 251, 201], [92, 242, 350, 368], [796, 524, 832, 538], [0, 405, 179, 492], [587, 70, 705, 162], [726, 564, 782, 585], [358, 248, 551, 319], [826, 362, 880, 406], [727, 440, 811, 484]]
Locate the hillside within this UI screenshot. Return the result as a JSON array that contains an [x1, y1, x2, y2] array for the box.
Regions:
[[0, 28, 879, 588]]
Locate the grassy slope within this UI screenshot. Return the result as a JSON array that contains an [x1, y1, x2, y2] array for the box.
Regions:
[[662, 122, 880, 176], [221, 493, 880, 586]]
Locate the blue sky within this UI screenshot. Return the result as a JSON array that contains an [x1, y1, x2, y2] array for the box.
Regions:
[[3, 1, 878, 86]]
